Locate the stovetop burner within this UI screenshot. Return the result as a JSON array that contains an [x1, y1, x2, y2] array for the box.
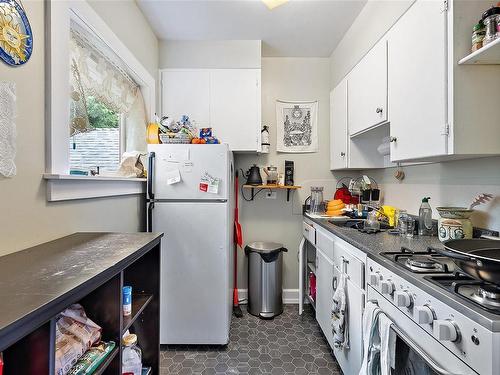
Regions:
[[425, 273, 500, 314], [380, 246, 455, 274], [406, 256, 441, 270]]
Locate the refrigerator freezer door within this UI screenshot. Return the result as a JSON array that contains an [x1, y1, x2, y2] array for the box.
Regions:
[[154, 201, 231, 344], [148, 144, 232, 201]]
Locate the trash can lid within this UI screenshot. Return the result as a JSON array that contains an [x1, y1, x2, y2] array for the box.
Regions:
[[246, 241, 284, 254]]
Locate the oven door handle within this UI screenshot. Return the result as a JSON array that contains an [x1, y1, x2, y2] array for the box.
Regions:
[[390, 324, 461, 375]]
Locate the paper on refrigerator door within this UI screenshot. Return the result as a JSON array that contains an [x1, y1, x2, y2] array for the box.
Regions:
[[166, 168, 181, 185], [199, 172, 220, 194]]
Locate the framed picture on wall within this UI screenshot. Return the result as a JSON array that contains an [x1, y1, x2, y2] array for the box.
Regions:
[[276, 100, 318, 153]]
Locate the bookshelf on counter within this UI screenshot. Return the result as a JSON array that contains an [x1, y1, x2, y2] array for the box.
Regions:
[[0, 232, 163, 374]]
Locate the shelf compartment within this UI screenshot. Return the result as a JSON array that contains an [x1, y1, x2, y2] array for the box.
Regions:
[[242, 184, 301, 202], [307, 295, 316, 311], [459, 37, 500, 65], [122, 294, 154, 333], [91, 345, 119, 375]]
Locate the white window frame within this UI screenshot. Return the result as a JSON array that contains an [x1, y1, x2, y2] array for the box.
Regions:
[[44, 0, 155, 201]]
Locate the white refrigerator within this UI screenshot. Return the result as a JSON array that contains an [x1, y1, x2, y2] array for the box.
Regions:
[[146, 144, 234, 345]]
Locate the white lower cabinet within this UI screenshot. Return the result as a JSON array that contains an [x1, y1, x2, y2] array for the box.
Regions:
[[332, 265, 365, 375], [315, 248, 334, 347], [313, 229, 366, 375]]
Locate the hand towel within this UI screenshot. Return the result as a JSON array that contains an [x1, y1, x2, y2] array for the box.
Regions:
[[332, 272, 349, 349]]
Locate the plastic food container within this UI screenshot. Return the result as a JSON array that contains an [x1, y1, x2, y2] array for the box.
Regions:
[[482, 7, 500, 46], [472, 21, 486, 52]]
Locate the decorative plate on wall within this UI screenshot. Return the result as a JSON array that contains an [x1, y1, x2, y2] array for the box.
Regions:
[[0, 0, 33, 66]]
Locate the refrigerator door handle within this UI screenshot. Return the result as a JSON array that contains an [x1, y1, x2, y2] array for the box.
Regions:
[[147, 151, 155, 200], [147, 201, 154, 232]]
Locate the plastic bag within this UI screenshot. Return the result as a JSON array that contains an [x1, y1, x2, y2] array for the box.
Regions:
[[55, 304, 102, 375]]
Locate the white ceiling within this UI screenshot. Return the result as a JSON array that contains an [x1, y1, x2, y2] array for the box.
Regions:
[[137, 0, 367, 57]]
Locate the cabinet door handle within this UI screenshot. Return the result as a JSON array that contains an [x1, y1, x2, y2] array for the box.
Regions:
[[376, 107, 383, 114], [340, 152, 346, 157], [390, 136, 397, 143]]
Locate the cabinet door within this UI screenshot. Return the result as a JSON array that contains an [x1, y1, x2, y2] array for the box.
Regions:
[[316, 249, 334, 347], [348, 40, 387, 135], [210, 69, 261, 152], [332, 265, 365, 375], [388, 0, 447, 161], [330, 80, 348, 170], [161, 70, 210, 126]]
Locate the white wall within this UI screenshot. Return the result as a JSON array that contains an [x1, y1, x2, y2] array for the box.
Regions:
[[235, 57, 343, 290], [0, 0, 158, 256], [159, 40, 261, 69], [329, 0, 500, 232]]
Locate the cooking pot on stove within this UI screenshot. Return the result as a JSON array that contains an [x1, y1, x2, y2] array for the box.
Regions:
[[434, 239, 500, 284]]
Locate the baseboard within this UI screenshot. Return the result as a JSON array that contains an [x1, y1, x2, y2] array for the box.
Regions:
[[237, 289, 299, 304]]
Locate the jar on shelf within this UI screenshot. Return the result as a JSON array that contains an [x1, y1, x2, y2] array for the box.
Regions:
[[482, 7, 500, 46], [471, 21, 485, 52]]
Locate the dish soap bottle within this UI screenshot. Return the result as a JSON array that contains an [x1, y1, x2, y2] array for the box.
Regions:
[[418, 197, 433, 236]]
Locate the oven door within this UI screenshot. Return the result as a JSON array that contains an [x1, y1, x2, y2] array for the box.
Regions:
[[367, 286, 478, 375]]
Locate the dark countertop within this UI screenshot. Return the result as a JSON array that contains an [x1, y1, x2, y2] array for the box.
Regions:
[[0, 232, 163, 349], [304, 214, 500, 331]]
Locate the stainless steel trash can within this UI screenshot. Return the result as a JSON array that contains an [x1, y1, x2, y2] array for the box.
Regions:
[[245, 241, 288, 319]]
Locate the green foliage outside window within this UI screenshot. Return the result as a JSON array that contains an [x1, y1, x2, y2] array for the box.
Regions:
[[86, 96, 119, 129]]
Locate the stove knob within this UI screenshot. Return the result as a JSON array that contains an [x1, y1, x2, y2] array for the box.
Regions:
[[380, 280, 394, 295], [415, 305, 434, 324], [369, 272, 382, 286], [434, 320, 459, 342], [394, 290, 412, 308]]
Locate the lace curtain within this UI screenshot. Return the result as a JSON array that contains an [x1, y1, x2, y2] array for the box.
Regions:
[[69, 22, 147, 152]]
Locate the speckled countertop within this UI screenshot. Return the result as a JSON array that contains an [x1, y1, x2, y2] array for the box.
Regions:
[[304, 214, 500, 331]]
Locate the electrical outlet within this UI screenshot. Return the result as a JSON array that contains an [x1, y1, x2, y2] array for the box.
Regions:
[[265, 191, 277, 199]]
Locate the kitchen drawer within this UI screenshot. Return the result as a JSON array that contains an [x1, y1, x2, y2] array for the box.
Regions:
[[302, 221, 316, 245], [333, 241, 365, 290], [316, 227, 334, 261]]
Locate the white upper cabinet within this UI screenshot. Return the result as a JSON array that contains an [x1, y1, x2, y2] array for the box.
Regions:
[[387, 0, 448, 162], [347, 39, 388, 135], [161, 70, 210, 127], [160, 69, 261, 152], [330, 80, 348, 170], [210, 69, 261, 152]]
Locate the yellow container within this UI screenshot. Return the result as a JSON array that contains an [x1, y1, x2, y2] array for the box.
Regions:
[[146, 122, 160, 144]]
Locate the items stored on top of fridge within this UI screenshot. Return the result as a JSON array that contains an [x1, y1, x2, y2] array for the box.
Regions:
[[122, 333, 142, 375], [55, 304, 102, 375]]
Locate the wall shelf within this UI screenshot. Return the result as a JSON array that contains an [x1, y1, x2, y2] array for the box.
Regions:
[[242, 184, 301, 202], [459, 38, 500, 65]]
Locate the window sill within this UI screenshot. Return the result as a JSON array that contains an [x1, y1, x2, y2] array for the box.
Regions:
[[43, 174, 146, 202]]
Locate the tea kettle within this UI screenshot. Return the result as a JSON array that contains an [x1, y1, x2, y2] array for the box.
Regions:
[[244, 165, 263, 186]]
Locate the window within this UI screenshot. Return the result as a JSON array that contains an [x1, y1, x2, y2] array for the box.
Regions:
[[68, 20, 142, 174], [44, 1, 156, 200]]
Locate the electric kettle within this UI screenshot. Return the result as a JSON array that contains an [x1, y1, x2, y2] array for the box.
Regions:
[[244, 165, 263, 186]]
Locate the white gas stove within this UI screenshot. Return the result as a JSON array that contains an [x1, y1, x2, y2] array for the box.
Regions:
[[368, 253, 500, 375]]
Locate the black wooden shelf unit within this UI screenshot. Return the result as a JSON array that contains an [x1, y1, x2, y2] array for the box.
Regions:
[[0, 232, 163, 375]]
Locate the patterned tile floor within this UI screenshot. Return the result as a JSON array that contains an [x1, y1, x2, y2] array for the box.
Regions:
[[160, 305, 342, 374]]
